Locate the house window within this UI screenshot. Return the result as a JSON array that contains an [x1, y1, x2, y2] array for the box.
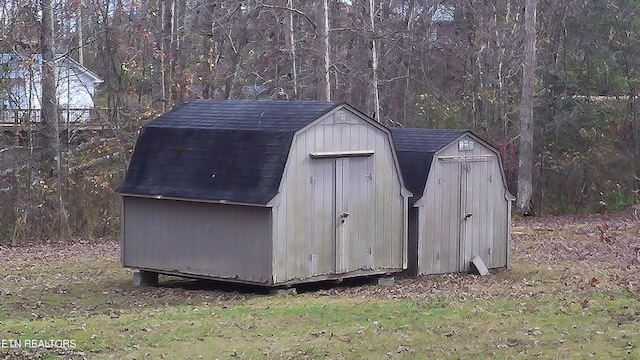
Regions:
[[458, 139, 474, 151]]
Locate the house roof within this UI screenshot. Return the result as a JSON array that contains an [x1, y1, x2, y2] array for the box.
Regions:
[[0, 53, 103, 84], [117, 100, 344, 204], [63, 57, 103, 84], [391, 128, 467, 204]]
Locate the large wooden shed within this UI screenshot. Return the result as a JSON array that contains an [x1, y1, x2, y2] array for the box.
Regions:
[[390, 128, 514, 275], [118, 100, 410, 287]]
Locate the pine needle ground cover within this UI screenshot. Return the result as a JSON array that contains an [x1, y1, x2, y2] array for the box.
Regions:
[[1, 214, 638, 359]]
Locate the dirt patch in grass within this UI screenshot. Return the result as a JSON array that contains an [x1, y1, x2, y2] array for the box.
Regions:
[[0, 214, 638, 359]]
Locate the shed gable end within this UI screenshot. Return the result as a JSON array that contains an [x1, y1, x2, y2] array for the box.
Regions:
[[391, 128, 466, 204]]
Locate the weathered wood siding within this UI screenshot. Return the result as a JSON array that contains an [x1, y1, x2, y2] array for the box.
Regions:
[[417, 135, 510, 274], [122, 197, 273, 284], [270, 109, 407, 283]]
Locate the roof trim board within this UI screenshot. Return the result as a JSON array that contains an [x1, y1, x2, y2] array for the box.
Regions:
[[119, 193, 270, 207], [310, 150, 375, 158], [437, 154, 495, 162]]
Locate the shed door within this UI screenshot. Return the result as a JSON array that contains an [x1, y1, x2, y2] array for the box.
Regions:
[[439, 157, 493, 272], [436, 161, 463, 273], [310, 156, 374, 275], [460, 159, 494, 271]]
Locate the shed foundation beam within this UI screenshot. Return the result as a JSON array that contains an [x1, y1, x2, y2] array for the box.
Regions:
[[133, 270, 159, 287]]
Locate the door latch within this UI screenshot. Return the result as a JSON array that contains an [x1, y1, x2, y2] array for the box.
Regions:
[[464, 213, 473, 220], [340, 212, 350, 223]]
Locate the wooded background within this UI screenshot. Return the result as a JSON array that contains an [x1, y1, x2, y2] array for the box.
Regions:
[[1, 0, 639, 243]]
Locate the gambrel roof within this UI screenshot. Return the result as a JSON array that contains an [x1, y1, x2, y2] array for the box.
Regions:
[[118, 100, 344, 204], [391, 128, 467, 204]]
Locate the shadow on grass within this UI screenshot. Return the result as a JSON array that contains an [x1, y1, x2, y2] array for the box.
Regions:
[[148, 274, 394, 295]]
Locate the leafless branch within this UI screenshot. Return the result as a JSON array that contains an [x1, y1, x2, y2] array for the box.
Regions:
[[68, 152, 121, 174], [256, 1, 317, 29], [0, 164, 29, 178]]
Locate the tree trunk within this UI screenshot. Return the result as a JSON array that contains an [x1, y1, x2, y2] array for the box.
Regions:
[[161, 0, 171, 110], [315, 0, 331, 101], [151, 0, 169, 111], [368, 0, 381, 122], [77, 6, 84, 66], [40, 0, 57, 167], [517, 0, 537, 215], [169, 0, 187, 105], [288, 0, 299, 98], [40, 0, 68, 238]]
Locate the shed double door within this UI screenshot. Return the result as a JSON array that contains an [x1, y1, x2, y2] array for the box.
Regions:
[[437, 158, 492, 272], [310, 156, 375, 275]]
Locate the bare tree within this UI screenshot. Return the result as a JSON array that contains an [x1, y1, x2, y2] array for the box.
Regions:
[[517, 0, 536, 215], [315, 0, 331, 100], [287, 0, 299, 98], [368, 0, 381, 121], [40, 0, 69, 238]]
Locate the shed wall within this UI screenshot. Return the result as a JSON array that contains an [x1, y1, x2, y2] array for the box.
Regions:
[[417, 135, 510, 274], [122, 197, 273, 284], [271, 109, 407, 283]]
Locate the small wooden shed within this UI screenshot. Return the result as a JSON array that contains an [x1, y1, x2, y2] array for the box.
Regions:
[[118, 100, 410, 287], [390, 128, 514, 275]]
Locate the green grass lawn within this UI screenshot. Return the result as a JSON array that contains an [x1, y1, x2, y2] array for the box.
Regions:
[[1, 214, 639, 359]]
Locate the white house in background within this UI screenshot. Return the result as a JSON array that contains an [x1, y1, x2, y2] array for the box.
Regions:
[[0, 53, 103, 123]]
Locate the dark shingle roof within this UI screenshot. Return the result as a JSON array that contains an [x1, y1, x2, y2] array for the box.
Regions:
[[118, 100, 343, 204], [391, 128, 467, 204]]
